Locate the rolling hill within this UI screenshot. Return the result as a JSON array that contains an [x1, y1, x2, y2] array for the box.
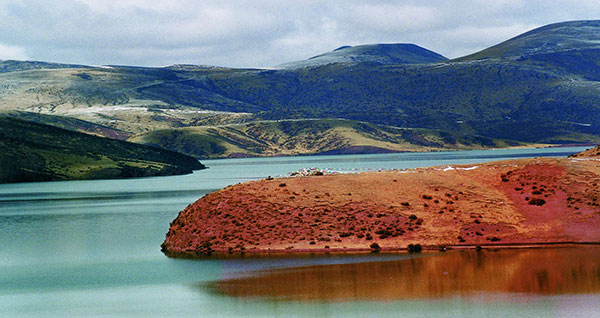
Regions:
[[0, 115, 204, 183], [459, 20, 600, 80], [130, 119, 526, 158], [278, 43, 448, 68]]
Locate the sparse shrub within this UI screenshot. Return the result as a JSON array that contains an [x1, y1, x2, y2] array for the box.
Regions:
[[528, 198, 546, 206], [370, 242, 381, 251], [408, 243, 422, 253]]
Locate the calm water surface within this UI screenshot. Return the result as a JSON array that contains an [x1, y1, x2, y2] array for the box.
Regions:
[[1, 147, 599, 317]]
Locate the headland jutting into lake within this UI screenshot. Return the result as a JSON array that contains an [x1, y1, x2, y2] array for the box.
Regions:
[[162, 146, 600, 256]]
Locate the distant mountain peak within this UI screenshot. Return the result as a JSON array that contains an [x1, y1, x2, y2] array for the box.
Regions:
[[458, 20, 600, 61], [278, 43, 447, 69]]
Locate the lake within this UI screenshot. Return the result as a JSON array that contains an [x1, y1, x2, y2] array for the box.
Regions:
[[1, 147, 599, 317]]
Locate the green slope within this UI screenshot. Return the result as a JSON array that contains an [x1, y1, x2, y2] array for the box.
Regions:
[[130, 119, 528, 159], [3, 111, 132, 140], [457, 20, 600, 80], [0, 116, 205, 183], [459, 20, 600, 61]]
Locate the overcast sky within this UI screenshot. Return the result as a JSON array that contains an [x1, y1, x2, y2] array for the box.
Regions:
[[0, 0, 598, 68]]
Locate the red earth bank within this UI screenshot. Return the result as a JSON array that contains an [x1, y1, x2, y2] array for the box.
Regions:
[[162, 150, 600, 257]]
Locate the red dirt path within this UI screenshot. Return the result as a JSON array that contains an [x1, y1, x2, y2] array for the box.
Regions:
[[162, 153, 600, 257]]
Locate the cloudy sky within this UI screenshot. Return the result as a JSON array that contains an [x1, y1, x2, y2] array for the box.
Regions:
[[0, 0, 598, 68]]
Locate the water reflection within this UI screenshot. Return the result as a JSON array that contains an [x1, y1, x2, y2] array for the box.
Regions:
[[205, 247, 600, 302]]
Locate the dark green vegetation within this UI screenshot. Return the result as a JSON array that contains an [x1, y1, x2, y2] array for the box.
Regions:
[[0, 116, 204, 183], [1, 20, 600, 163], [132, 119, 524, 158], [3, 111, 132, 140]]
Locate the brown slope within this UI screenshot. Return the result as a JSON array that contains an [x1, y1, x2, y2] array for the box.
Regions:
[[162, 157, 600, 257], [569, 144, 600, 158]]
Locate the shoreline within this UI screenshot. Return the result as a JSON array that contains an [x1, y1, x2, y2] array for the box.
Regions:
[[162, 241, 600, 258], [197, 143, 576, 160]]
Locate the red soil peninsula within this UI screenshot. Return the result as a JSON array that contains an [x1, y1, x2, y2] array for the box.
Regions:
[[162, 147, 600, 256]]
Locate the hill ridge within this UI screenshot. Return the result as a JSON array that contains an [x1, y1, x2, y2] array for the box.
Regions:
[[279, 43, 448, 68]]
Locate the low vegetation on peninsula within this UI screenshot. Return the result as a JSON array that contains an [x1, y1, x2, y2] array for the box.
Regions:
[[161, 146, 600, 256]]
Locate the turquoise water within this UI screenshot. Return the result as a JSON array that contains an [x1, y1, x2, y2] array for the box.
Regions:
[[1, 147, 598, 317]]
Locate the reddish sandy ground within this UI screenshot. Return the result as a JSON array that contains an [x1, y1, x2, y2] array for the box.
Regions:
[[162, 148, 600, 257]]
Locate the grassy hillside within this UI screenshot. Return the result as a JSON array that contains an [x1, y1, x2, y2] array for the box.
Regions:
[[130, 119, 528, 158], [0, 116, 204, 183], [458, 20, 600, 81], [2, 111, 132, 140], [197, 62, 600, 143]]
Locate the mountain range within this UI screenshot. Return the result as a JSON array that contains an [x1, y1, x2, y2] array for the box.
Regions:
[[1, 20, 599, 162]]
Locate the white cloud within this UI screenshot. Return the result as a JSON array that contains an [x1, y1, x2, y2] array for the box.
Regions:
[[351, 4, 440, 32], [436, 23, 537, 58], [0, 0, 597, 67], [0, 43, 28, 60], [72, 0, 181, 13]]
